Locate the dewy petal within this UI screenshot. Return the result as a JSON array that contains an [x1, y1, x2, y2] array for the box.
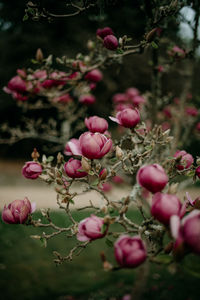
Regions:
[[170, 215, 181, 239], [109, 116, 121, 125]]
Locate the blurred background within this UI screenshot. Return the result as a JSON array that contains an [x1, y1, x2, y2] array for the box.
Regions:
[[0, 1, 200, 299]]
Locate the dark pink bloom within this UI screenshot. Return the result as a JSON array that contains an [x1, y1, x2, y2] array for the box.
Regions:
[[137, 164, 168, 193], [103, 35, 118, 50], [85, 116, 108, 133], [185, 106, 198, 117], [22, 161, 42, 179], [196, 122, 200, 132], [53, 93, 72, 103], [115, 103, 133, 112], [174, 150, 194, 170], [2, 197, 36, 224], [17, 69, 26, 78], [100, 182, 112, 192], [85, 69, 103, 82], [64, 158, 88, 178], [34, 70, 47, 80], [170, 210, 200, 254], [114, 235, 147, 268], [112, 175, 124, 184], [89, 82, 97, 90], [79, 132, 112, 159], [163, 106, 172, 118], [77, 215, 107, 241], [162, 122, 171, 132], [126, 87, 139, 99], [7, 75, 27, 93], [157, 65, 164, 72], [96, 27, 114, 39], [79, 94, 96, 105], [109, 108, 140, 128], [168, 46, 185, 59], [67, 71, 80, 80], [99, 168, 107, 180], [173, 97, 180, 105], [151, 193, 182, 225], [64, 138, 82, 156], [195, 166, 200, 179], [132, 95, 146, 106], [112, 93, 127, 104]]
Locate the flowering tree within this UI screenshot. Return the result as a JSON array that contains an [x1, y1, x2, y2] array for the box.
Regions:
[[2, 1, 200, 297]]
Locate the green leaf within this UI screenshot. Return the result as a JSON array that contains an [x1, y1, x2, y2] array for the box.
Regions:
[[31, 59, 39, 64], [47, 156, 54, 162], [105, 238, 113, 247], [101, 223, 107, 234], [23, 14, 29, 21], [88, 170, 94, 176], [153, 254, 173, 264], [116, 48, 124, 54], [151, 41, 158, 49], [91, 179, 99, 186]]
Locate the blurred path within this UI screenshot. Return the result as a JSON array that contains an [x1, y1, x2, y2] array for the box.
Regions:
[[0, 160, 200, 211]]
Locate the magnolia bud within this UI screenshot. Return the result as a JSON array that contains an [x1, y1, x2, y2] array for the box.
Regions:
[[99, 168, 108, 180], [116, 146, 124, 160], [167, 183, 179, 194], [81, 157, 91, 172], [31, 148, 40, 161], [36, 48, 43, 62]]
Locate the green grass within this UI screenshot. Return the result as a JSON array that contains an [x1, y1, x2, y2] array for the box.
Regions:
[[0, 210, 200, 300]]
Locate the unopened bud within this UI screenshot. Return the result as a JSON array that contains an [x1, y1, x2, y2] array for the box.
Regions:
[[57, 152, 64, 164], [164, 241, 174, 254], [116, 146, 124, 160], [99, 168, 108, 180], [87, 40, 95, 50], [81, 157, 91, 172], [31, 148, 40, 161], [36, 48, 43, 62], [124, 196, 130, 205]]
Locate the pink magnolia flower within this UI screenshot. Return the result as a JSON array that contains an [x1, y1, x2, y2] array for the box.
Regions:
[[185, 106, 198, 117], [85, 116, 108, 133], [196, 122, 200, 132], [100, 182, 112, 192], [112, 175, 124, 184], [64, 138, 82, 156], [170, 210, 200, 254], [2, 197, 36, 224], [115, 103, 133, 112], [151, 193, 183, 225], [22, 161, 42, 179], [114, 235, 147, 268], [17, 69, 26, 78], [79, 132, 112, 159], [174, 150, 194, 170], [163, 106, 172, 118], [34, 70, 47, 80], [132, 95, 146, 106], [79, 94, 96, 105], [53, 93, 73, 103], [96, 27, 114, 39], [103, 35, 118, 50], [6, 75, 27, 93], [137, 164, 168, 193], [77, 215, 107, 241], [157, 65, 164, 72], [196, 166, 200, 179], [64, 158, 88, 178], [162, 122, 171, 132], [126, 87, 139, 99], [85, 69, 103, 82], [109, 108, 140, 128], [112, 93, 127, 104], [168, 46, 185, 59]]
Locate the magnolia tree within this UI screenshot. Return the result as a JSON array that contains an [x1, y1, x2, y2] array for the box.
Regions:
[[2, 0, 200, 292]]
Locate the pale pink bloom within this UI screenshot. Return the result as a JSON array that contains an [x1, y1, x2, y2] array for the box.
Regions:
[[77, 215, 107, 241], [64, 138, 82, 156]]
